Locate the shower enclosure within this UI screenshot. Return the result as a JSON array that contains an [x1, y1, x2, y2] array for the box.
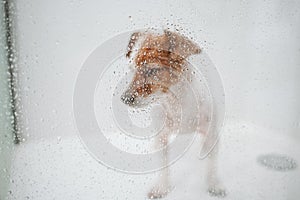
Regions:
[[0, 0, 300, 199]]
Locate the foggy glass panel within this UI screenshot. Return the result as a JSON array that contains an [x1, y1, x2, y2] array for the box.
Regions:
[[2, 1, 300, 200]]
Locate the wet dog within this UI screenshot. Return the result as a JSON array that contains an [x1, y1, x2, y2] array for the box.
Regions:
[[121, 30, 226, 198]]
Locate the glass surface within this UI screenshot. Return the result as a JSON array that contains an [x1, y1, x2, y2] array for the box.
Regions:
[[2, 1, 300, 199]]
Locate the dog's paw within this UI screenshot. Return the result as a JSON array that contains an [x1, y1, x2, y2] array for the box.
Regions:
[[208, 185, 227, 198], [147, 186, 170, 199]]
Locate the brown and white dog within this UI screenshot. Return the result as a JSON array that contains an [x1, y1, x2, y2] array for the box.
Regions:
[[121, 30, 226, 199]]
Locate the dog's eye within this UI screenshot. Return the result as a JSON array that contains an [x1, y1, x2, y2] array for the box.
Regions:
[[145, 68, 158, 77]]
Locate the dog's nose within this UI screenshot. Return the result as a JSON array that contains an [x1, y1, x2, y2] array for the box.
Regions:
[[121, 93, 135, 105]]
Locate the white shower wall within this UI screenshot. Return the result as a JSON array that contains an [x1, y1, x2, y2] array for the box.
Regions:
[[14, 0, 300, 142]]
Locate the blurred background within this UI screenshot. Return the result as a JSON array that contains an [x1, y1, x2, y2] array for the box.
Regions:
[[0, 0, 300, 199]]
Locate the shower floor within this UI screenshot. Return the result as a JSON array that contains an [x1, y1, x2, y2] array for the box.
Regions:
[[7, 120, 300, 200]]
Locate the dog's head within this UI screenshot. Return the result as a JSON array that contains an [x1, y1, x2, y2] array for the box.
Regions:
[[121, 31, 200, 107]]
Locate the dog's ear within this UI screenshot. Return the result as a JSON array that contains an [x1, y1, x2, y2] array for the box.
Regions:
[[126, 32, 142, 58], [164, 30, 201, 58]]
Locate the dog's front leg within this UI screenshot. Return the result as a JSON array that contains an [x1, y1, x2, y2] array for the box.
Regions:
[[148, 130, 170, 199], [205, 140, 227, 197]]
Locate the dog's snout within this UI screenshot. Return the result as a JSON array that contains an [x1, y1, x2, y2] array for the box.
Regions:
[[121, 93, 135, 105]]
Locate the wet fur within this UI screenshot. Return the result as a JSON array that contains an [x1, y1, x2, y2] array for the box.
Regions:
[[122, 30, 226, 198]]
